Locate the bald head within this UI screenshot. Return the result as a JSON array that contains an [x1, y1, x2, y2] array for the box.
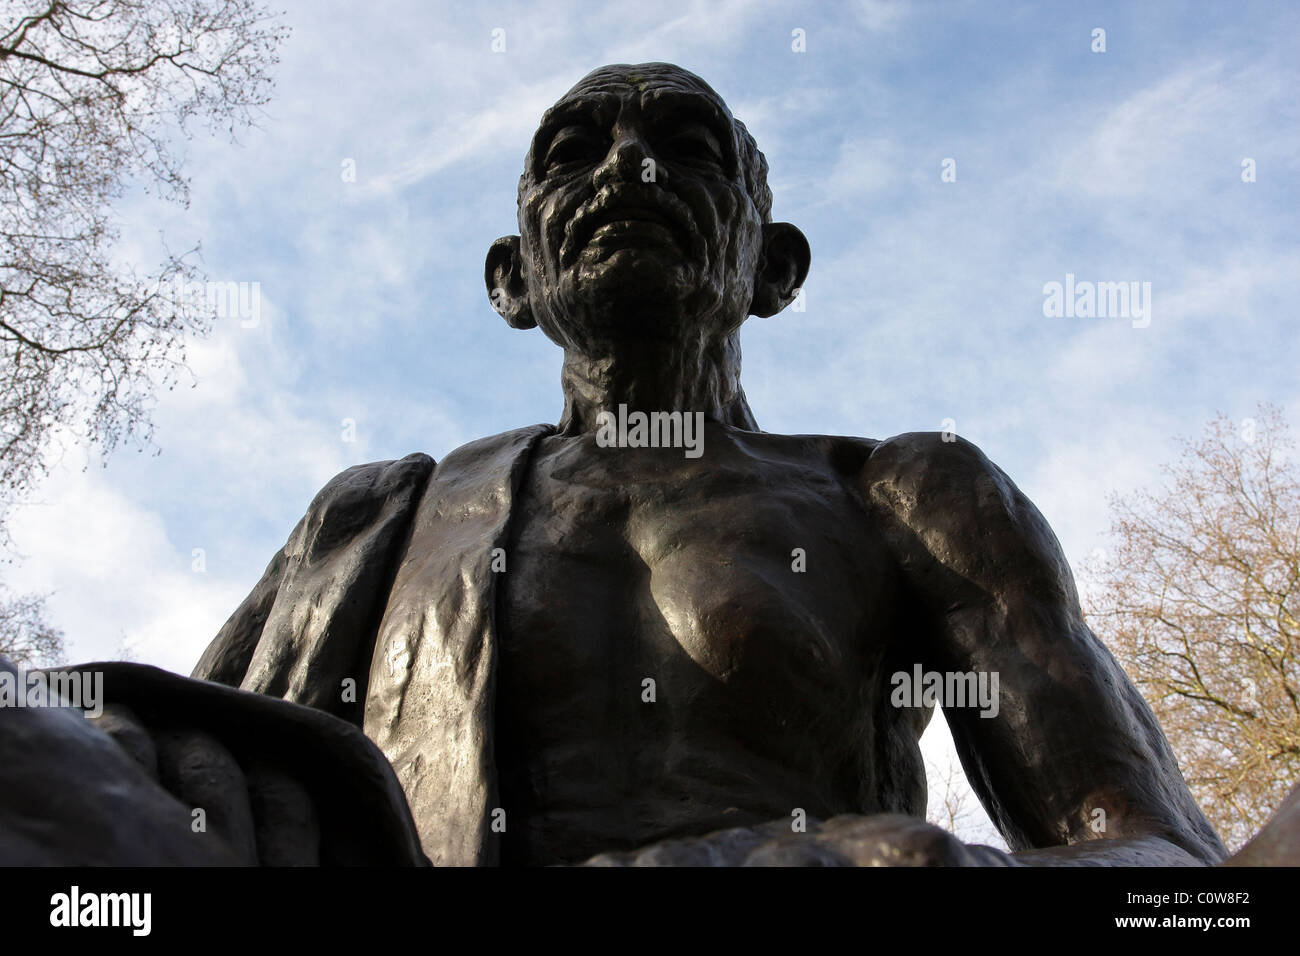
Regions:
[[487, 60, 808, 376]]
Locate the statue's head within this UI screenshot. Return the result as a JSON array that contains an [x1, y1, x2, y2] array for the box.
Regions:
[[485, 63, 810, 354]]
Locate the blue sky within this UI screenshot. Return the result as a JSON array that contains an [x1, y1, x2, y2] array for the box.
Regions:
[[6, 0, 1298, 845]]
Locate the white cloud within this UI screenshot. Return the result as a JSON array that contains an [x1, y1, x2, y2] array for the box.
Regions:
[[1055, 60, 1294, 198], [852, 0, 911, 33], [5, 435, 246, 674], [357, 90, 558, 197], [823, 136, 905, 198], [2, 293, 362, 675]]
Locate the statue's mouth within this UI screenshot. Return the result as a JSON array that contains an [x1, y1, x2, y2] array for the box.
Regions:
[[560, 189, 692, 267]]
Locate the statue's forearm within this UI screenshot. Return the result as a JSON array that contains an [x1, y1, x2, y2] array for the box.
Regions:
[[16, 661, 428, 865]]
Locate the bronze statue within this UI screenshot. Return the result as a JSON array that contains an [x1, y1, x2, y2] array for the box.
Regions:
[[6, 63, 1291, 866]]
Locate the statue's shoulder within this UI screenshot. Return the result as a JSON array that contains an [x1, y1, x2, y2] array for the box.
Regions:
[[856, 431, 1071, 588], [859, 430, 1003, 493], [757, 429, 999, 491], [725, 428, 1009, 510], [303, 452, 437, 519], [306, 424, 556, 504], [270, 452, 437, 570], [433, 423, 555, 472], [197, 451, 440, 689], [304, 424, 554, 511], [849, 430, 1017, 536]]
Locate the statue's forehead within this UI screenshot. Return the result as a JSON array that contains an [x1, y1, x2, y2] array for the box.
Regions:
[[522, 63, 746, 186], [563, 64, 725, 100], [546, 63, 733, 124]]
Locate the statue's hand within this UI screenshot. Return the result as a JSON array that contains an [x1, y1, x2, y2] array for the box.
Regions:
[[90, 703, 324, 865], [583, 813, 1017, 867]]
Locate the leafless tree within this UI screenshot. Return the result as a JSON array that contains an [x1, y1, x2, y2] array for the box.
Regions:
[[0, 0, 287, 646], [0, 0, 288, 532], [0, 585, 63, 665], [926, 755, 984, 839], [1085, 404, 1300, 850]]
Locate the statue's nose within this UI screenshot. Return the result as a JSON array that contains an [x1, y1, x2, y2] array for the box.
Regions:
[[593, 130, 655, 189]]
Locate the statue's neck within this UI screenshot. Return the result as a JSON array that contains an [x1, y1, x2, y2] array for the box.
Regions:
[[556, 332, 758, 435]]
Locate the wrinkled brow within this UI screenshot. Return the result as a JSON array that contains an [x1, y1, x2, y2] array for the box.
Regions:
[[526, 88, 741, 181], [639, 89, 740, 176], [528, 93, 618, 179]]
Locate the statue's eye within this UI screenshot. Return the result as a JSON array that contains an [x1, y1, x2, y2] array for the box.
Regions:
[[544, 129, 606, 172], [662, 129, 723, 167]]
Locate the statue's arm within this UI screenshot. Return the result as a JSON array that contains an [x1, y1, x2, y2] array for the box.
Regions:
[[861, 432, 1227, 865], [11, 660, 429, 864], [0, 454, 437, 864], [192, 518, 297, 686], [193, 452, 435, 724]]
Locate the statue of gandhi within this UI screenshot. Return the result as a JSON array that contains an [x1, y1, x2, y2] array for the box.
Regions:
[[0, 63, 1243, 867]]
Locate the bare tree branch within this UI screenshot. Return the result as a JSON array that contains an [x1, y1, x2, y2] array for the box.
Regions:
[[0, 584, 64, 665], [0, 0, 289, 543], [1086, 404, 1300, 851]]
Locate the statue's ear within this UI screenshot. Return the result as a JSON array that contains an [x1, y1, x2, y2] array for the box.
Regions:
[[750, 222, 811, 318], [485, 236, 537, 329]]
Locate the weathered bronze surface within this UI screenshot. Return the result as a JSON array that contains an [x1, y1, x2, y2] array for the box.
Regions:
[[4, 63, 1295, 866]]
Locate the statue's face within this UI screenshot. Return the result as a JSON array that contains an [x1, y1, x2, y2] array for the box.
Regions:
[[517, 65, 764, 351]]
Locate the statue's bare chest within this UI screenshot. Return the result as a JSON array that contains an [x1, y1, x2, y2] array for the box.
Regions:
[[500, 430, 893, 692], [493, 428, 905, 861]]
